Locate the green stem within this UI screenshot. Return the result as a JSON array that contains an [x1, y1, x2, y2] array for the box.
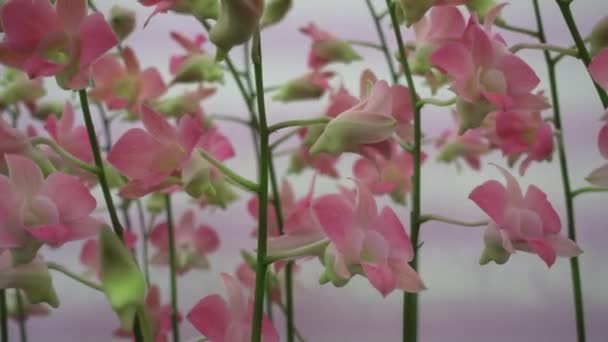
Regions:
[[365, 0, 398, 84], [30, 136, 99, 175], [78, 89, 125, 241], [136, 200, 152, 285], [46, 262, 103, 291], [285, 261, 295, 342], [15, 291, 27, 342], [278, 301, 306, 342], [268, 117, 330, 134], [95, 101, 112, 151], [270, 129, 300, 150], [418, 97, 456, 107], [509, 42, 579, 57], [495, 21, 539, 37], [555, 0, 608, 108], [0, 290, 7, 342], [209, 114, 255, 128], [164, 195, 180, 342], [135, 305, 154, 342], [385, 2, 422, 342], [250, 28, 271, 342], [347, 39, 384, 51], [197, 150, 259, 192], [570, 186, 608, 198], [419, 214, 488, 227], [534, 1, 586, 341]]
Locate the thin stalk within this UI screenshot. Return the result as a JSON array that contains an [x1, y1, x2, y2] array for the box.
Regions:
[[0, 290, 6, 342], [197, 150, 259, 192], [265, 239, 330, 264], [78, 89, 125, 240], [270, 129, 299, 150], [250, 28, 271, 342], [15, 291, 27, 342], [570, 186, 608, 198], [95, 101, 112, 151], [265, 287, 274, 322], [285, 261, 295, 342], [278, 302, 306, 342], [30, 137, 99, 175], [268, 117, 330, 134], [419, 214, 488, 227], [209, 114, 255, 128], [509, 42, 578, 57], [164, 195, 180, 342], [495, 21, 539, 37], [365, 0, 398, 84], [418, 97, 457, 107], [555, 0, 608, 107], [534, 1, 586, 341], [136, 200, 152, 285], [46, 262, 103, 291], [385, 1, 422, 342], [347, 39, 384, 51]]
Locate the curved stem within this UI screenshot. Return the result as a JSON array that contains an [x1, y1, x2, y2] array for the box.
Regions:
[[270, 129, 300, 150], [555, 0, 608, 108], [136, 200, 151, 285], [418, 97, 457, 108], [15, 291, 27, 342], [209, 114, 255, 128], [419, 214, 488, 227], [250, 28, 271, 342], [164, 195, 180, 342], [30, 137, 99, 175], [197, 150, 259, 192], [495, 21, 539, 37], [347, 39, 384, 51], [265, 240, 330, 265], [570, 186, 608, 198], [268, 117, 330, 134], [78, 89, 125, 241], [0, 290, 6, 342], [385, 2, 423, 342], [46, 262, 103, 291], [364, 0, 398, 84], [278, 301, 306, 342], [509, 42, 578, 57], [535, 1, 586, 341]]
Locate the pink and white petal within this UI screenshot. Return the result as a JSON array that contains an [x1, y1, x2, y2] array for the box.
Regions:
[[373, 207, 413, 261], [390, 260, 426, 293], [362, 263, 396, 297], [429, 42, 475, 81], [354, 182, 378, 229], [141, 106, 178, 144], [42, 173, 96, 223], [499, 54, 540, 95], [361, 230, 390, 264], [221, 273, 246, 317], [545, 234, 582, 258], [427, 6, 466, 41], [177, 115, 203, 154], [353, 158, 380, 186], [527, 239, 557, 267], [64, 216, 102, 241], [260, 315, 280, 342], [313, 194, 354, 249], [195, 225, 220, 253], [6, 154, 44, 198], [78, 13, 119, 69], [588, 48, 608, 90], [187, 294, 229, 340], [24, 224, 70, 247], [469, 180, 508, 225], [493, 164, 524, 205], [79, 239, 99, 269], [139, 68, 166, 101], [523, 185, 561, 234]]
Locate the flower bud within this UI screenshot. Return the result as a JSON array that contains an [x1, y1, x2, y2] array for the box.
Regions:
[[310, 112, 396, 156], [397, 0, 434, 26], [109, 6, 136, 41], [210, 0, 264, 60], [313, 39, 361, 66], [32, 101, 64, 121], [147, 193, 166, 214], [590, 16, 608, 57], [273, 72, 333, 102], [0, 252, 59, 308], [466, 0, 498, 20], [174, 0, 220, 20], [99, 228, 147, 331], [318, 245, 350, 287], [261, 0, 292, 28], [171, 54, 224, 84], [0, 72, 45, 108]]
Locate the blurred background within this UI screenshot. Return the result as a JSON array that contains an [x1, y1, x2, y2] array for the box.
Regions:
[[4, 0, 608, 341]]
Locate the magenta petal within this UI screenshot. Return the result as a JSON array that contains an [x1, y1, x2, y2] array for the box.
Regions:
[[354, 182, 378, 228], [374, 207, 413, 261], [261, 316, 280, 342], [78, 13, 119, 70], [56, 0, 86, 34], [141, 106, 178, 144], [42, 173, 96, 223], [24, 224, 70, 247], [430, 42, 474, 81], [523, 185, 561, 235], [187, 294, 229, 340], [469, 180, 508, 225], [0, 0, 58, 51], [313, 194, 354, 250], [527, 239, 557, 267], [499, 54, 540, 95]]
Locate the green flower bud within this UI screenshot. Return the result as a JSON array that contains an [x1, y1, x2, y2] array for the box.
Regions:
[[455, 98, 494, 135], [99, 228, 147, 331], [210, 0, 264, 60], [590, 16, 608, 57], [261, 0, 292, 28], [466, 0, 497, 20], [147, 193, 166, 214], [174, 0, 220, 20], [172, 54, 224, 84], [109, 6, 136, 41], [32, 101, 64, 121]]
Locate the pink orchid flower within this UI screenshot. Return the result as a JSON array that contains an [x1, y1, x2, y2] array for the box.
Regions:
[[0, 154, 101, 259], [236, 262, 281, 304], [398, 0, 466, 26], [436, 125, 491, 170], [80, 230, 138, 279], [114, 285, 180, 342], [469, 165, 582, 267], [586, 49, 608, 185], [290, 137, 340, 178], [313, 182, 425, 297], [90, 47, 166, 114], [300, 22, 361, 69], [0, 251, 59, 307], [187, 273, 279, 342], [0, 0, 118, 89], [169, 31, 207, 75], [107, 106, 203, 198], [44, 102, 93, 164], [493, 110, 554, 175], [353, 142, 426, 204], [248, 179, 296, 238], [150, 210, 219, 275]]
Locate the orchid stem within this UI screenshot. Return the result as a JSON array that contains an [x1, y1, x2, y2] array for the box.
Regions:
[[0, 290, 7, 342], [136, 200, 152, 285], [209, 114, 255, 128], [270, 129, 299, 150], [278, 301, 306, 342], [385, 1, 423, 342], [197, 149, 259, 192], [268, 117, 330, 134], [15, 291, 27, 342], [365, 0, 398, 84], [164, 194, 180, 342], [535, 1, 586, 341], [285, 261, 295, 342], [265, 240, 330, 265], [555, 0, 608, 107], [78, 89, 125, 241], [347, 39, 384, 51], [418, 97, 457, 107], [419, 214, 488, 227], [30, 136, 99, 175], [570, 186, 608, 198], [495, 21, 539, 37], [250, 27, 271, 342], [46, 262, 103, 292], [509, 42, 578, 57]]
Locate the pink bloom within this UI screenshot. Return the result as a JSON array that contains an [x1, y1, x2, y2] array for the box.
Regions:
[[353, 142, 425, 203], [313, 182, 425, 296], [0, 118, 30, 161], [169, 31, 207, 75], [44, 102, 93, 164], [586, 115, 608, 186], [436, 125, 491, 170], [469, 165, 582, 267], [150, 210, 219, 275], [114, 285, 180, 342], [326, 85, 358, 118], [248, 179, 296, 238], [80, 230, 137, 278], [90, 47, 166, 113], [0, 154, 101, 258], [588, 48, 608, 90], [290, 140, 340, 178], [300, 22, 361, 69], [187, 273, 279, 342], [0, 0, 118, 89], [107, 106, 203, 198]]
